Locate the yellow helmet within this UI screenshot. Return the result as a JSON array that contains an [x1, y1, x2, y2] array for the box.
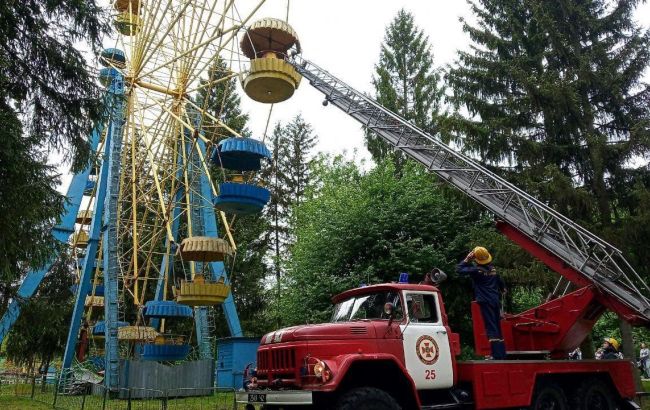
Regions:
[[473, 246, 492, 265], [604, 337, 620, 350]]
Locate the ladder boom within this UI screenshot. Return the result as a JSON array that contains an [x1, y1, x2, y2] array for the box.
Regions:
[[290, 55, 650, 324]]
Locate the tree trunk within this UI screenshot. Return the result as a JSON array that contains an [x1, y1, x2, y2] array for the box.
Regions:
[[619, 317, 643, 391], [580, 334, 595, 359]]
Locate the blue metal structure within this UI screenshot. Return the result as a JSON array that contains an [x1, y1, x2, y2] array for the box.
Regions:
[[92, 321, 129, 336], [102, 73, 127, 390], [215, 337, 260, 388], [60, 110, 113, 373], [141, 344, 191, 361]]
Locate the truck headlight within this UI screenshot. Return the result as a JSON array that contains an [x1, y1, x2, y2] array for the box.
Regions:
[[313, 360, 325, 377], [313, 360, 332, 383]]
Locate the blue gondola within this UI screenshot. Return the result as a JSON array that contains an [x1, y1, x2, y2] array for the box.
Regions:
[[143, 300, 193, 319], [92, 320, 129, 336], [140, 343, 190, 361], [91, 285, 105, 297], [100, 48, 126, 68], [212, 137, 271, 171], [214, 182, 270, 214], [84, 179, 96, 195], [99, 67, 122, 87]]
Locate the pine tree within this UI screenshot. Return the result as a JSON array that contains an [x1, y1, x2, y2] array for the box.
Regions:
[[265, 115, 318, 282], [447, 0, 650, 360], [0, 0, 107, 308], [368, 9, 445, 164], [196, 58, 250, 141]]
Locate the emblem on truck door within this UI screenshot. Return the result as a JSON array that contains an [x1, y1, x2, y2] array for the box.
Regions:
[[416, 335, 439, 365]]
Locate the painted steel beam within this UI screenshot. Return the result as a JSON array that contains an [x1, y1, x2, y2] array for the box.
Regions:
[[61, 121, 112, 373], [102, 75, 126, 391]]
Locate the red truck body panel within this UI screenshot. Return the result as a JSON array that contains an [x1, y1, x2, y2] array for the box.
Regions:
[[457, 359, 636, 409]]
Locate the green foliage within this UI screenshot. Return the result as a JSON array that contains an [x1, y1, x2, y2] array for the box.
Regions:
[[276, 158, 485, 337], [5, 253, 74, 372], [367, 9, 444, 165], [264, 115, 318, 279], [447, 0, 650, 356], [446, 0, 650, 231], [196, 58, 249, 140], [0, 0, 109, 170], [0, 105, 64, 311], [0, 0, 107, 312]]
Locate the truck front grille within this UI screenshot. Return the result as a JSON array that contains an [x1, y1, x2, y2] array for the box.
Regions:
[[256, 347, 297, 386]]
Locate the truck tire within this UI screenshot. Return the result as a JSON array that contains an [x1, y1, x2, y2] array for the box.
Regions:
[[571, 379, 618, 410], [336, 387, 401, 410], [529, 383, 568, 410]]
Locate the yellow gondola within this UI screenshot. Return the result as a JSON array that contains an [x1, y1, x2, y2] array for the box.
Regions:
[[85, 295, 104, 307], [72, 230, 90, 248], [76, 210, 93, 225], [175, 275, 230, 306], [118, 326, 158, 342], [177, 236, 233, 262], [115, 13, 142, 36]]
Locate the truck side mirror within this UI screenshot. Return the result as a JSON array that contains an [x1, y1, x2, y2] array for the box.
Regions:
[[384, 302, 394, 317], [384, 302, 396, 326]]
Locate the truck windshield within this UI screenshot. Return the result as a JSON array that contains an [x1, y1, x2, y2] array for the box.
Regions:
[[330, 291, 402, 322]]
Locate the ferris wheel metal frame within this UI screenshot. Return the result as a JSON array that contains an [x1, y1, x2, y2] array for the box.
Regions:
[[0, 0, 292, 391]]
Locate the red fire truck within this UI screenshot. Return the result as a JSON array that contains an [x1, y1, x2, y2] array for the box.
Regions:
[[236, 56, 650, 409]]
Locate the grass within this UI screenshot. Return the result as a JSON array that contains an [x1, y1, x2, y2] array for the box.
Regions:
[[2, 381, 648, 409], [0, 385, 238, 409], [0, 396, 50, 409]]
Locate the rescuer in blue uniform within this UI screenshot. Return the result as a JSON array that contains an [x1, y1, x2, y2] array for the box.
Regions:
[[457, 246, 507, 360]]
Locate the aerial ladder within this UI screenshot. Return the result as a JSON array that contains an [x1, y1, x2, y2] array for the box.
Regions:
[[289, 55, 650, 357]]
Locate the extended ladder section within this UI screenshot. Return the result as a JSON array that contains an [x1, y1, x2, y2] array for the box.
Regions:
[[290, 55, 650, 325]]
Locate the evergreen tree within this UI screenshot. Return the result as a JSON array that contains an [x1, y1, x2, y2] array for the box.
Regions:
[[265, 115, 318, 283], [196, 58, 249, 141], [5, 255, 74, 373], [447, 0, 650, 359], [368, 9, 444, 164], [0, 0, 107, 309]]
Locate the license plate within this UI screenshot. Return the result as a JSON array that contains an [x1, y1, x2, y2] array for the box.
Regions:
[[248, 393, 266, 403]]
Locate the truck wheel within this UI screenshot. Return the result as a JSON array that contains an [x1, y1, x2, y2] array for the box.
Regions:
[[529, 384, 568, 410], [572, 379, 618, 410], [336, 387, 401, 410]]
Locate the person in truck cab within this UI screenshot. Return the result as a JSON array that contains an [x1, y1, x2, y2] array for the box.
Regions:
[[457, 246, 507, 360]]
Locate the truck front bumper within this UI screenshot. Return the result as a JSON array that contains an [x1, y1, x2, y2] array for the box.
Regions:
[[236, 390, 313, 406]]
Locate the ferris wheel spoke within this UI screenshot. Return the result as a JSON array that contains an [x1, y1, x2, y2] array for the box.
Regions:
[[133, 0, 174, 70], [138, 0, 263, 83], [183, 1, 233, 81]]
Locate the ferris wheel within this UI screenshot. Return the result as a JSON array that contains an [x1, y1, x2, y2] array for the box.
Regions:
[[0, 0, 303, 391]]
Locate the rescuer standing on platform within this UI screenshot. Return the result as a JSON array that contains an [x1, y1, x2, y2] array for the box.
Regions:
[[457, 246, 507, 360]]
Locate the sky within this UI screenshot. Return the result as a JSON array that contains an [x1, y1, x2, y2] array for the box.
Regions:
[[238, 0, 650, 162], [56, 0, 650, 190], [240, 0, 475, 163]]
